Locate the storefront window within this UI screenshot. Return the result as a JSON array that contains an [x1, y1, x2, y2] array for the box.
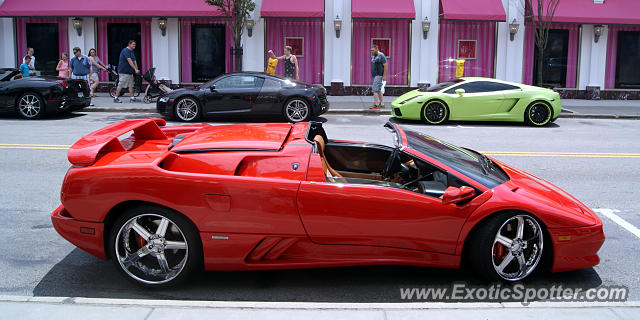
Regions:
[[615, 31, 640, 89], [25, 23, 59, 76], [107, 23, 142, 81], [438, 21, 495, 82], [533, 29, 569, 88], [191, 24, 225, 82]]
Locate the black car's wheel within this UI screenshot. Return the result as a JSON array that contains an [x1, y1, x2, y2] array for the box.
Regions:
[[525, 101, 553, 126], [283, 98, 311, 123], [421, 100, 449, 125], [108, 205, 202, 287], [16, 92, 45, 119], [468, 212, 545, 282], [174, 97, 201, 122]]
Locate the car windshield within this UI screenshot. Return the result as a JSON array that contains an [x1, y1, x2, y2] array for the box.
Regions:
[[418, 79, 464, 92], [405, 130, 510, 188]]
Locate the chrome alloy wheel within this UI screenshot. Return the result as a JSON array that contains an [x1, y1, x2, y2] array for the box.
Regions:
[[115, 214, 189, 285], [175, 98, 199, 121], [18, 94, 42, 118], [285, 99, 310, 122], [491, 215, 544, 281]]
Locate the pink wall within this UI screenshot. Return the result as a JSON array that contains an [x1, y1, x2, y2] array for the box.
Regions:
[[605, 25, 640, 89], [523, 23, 578, 88], [16, 17, 68, 67], [97, 18, 152, 81], [180, 18, 232, 83], [438, 20, 495, 83], [265, 18, 323, 84], [352, 19, 410, 85]]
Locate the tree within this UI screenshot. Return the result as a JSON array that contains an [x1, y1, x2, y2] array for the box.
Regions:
[[205, 0, 256, 72], [524, 0, 560, 87]]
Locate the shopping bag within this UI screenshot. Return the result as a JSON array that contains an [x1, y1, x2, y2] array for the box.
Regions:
[[381, 80, 387, 94], [266, 58, 278, 75]]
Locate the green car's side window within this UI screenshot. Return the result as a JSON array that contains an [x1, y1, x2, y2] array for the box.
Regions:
[[444, 81, 520, 94]]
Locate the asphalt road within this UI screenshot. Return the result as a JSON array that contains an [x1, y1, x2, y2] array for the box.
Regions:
[[0, 112, 638, 302]]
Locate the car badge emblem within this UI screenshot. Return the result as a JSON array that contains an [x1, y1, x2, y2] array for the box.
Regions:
[[292, 163, 299, 171]]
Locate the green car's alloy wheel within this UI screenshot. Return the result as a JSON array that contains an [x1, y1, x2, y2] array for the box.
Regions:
[[525, 101, 553, 126], [421, 100, 449, 125]]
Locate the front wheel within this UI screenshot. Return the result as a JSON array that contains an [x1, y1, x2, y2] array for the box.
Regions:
[[421, 100, 449, 125], [525, 101, 553, 126], [283, 98, 311, 123], [174, 97, 201, 122], [468, 212, 545, 282], [108, 206, 202, 287]]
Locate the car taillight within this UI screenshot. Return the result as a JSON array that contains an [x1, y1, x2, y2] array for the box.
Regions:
[[56, 80, 67, 88]]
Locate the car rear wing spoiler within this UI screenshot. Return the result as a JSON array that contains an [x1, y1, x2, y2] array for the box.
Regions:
[[67, 118, 168, 166]]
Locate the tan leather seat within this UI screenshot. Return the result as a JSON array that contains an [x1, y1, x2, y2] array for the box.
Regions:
[[313, 135, 342, 178]]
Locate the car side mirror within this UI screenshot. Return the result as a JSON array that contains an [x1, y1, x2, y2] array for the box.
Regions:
[[442, 186, 475, 205], [455, 88, 465, 97], [209, 85, 216, 92]]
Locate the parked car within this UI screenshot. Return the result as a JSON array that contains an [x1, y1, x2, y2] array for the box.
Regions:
[[52, 119, 604, 287], [156, 72, 329, 123], [0, 68, 90, 119], [391, 77, 561, 126]]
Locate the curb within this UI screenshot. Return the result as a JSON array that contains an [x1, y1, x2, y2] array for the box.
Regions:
[[1, 295, 639, 310], [81, 107, 640, 120]]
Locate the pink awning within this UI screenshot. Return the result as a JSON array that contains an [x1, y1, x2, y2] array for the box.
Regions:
[[531, 0, 640, 25], [260, 0, 324, 18], [0, 0, 225, 17], [440, 0, 506, 21], [352, 0, 415, 19]]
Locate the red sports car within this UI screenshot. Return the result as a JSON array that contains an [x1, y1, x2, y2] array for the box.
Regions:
[[51, 119, 605, 287]]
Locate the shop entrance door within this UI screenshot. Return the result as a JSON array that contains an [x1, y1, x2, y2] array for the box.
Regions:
[[533, 29, 569, 88], [615, 31, 640, 89], [191, 24, 226, 82], [25, 23, 59, 76], [107, 23, 142, 80]]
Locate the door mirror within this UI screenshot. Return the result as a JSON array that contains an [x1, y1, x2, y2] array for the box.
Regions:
[[209, 85, 216, 92], [442, 186, 475, 205], [455, 88, 465, 97]]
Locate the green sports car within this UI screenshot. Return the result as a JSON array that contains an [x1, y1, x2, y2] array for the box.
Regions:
[[391, 77, 561, 126]]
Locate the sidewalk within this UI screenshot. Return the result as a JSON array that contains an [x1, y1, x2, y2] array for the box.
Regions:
[[2, 295, 639, 320], [83, 95, 640, 119]]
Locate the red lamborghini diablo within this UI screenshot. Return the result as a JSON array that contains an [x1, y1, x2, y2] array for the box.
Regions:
[[51, 119, 604, 287]]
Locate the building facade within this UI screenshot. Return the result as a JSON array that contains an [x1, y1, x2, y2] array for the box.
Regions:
[[1, 0, 639, 98]]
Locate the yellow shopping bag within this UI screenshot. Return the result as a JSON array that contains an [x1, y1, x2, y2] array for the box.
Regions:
[[455, 59, 465, 78], [266, 58, 278, 75]]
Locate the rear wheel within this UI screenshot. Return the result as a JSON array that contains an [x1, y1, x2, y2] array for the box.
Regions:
[[108, 205, 202, 287], [525, 101, 553, 126], [16, 93, 45, 119], [174, 97, 201, 122], [420, 100, 449, 125], [468, 212, 545, 282]]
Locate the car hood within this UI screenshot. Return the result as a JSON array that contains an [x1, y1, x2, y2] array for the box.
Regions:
[[395, 89, 431, 104], [493, 159, 600, 227]]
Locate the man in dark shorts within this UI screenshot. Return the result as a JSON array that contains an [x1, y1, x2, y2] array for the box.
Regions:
[[114, 40, 140, 103], [369, 45, 388, 109]]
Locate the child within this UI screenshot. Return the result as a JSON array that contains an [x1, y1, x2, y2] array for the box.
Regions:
[[20, 55, 33, 78]]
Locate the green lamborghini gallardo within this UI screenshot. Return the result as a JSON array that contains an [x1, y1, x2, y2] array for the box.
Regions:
[[391, 77, 562, 126]]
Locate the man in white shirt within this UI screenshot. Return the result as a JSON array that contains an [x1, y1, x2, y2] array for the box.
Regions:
[[22, 47, 35, 70]]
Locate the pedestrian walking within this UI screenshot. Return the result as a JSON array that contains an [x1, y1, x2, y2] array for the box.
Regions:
[[114, 40, 140, 103], [19, 55, 34, 78], [88, 48, 107, 98], [369, 44, 388, 109], [56, 52, 70, 78], [267, 46, 299, 80], [69, 47, 92, 82]]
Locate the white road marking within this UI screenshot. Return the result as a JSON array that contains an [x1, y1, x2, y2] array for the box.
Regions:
[[593, 208, 640, 239]]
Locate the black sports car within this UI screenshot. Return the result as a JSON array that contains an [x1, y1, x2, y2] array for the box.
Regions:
[[156, 72, 329, 122], [0, 68, 91, 119]]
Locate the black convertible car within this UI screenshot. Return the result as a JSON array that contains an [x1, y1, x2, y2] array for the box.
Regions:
[[0, 68, 91, 119], [156, 72, 329, 122]]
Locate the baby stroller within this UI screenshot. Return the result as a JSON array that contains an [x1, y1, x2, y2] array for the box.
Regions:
[[108, 64, 142, 98], [142, 68, 173, 103]]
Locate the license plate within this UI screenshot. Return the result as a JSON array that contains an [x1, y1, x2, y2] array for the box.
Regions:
[[77, 92, 84, 98]]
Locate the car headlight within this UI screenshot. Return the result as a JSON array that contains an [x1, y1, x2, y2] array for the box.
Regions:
[[159, 96, 169, 103], [399, 95, 420, 104]]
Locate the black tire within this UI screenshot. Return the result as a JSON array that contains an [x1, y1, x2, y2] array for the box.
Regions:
[[16, 92, 45, 119], [420, 100, 449, 125], [467, 212, 546, 282], [174, 97, 201, 122], [525, 101, 553, 126], [108, 205, 202, 288], [283, 98, 312, 123]]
